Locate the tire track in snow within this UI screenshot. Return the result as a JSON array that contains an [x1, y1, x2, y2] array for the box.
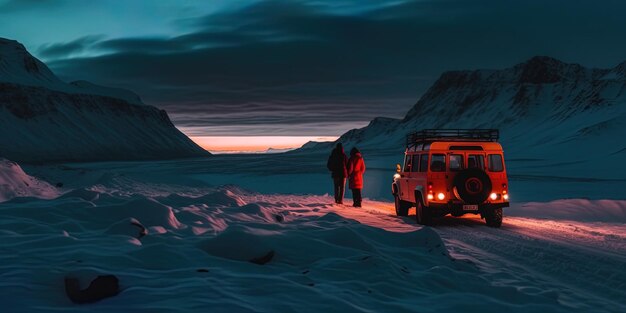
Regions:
[[433, 216, 626, 312], [353, 201, 625, 312]]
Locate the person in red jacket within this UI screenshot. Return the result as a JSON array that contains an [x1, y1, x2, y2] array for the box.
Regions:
[[327, 143, 348, 204], [347, 147, 366, 207]]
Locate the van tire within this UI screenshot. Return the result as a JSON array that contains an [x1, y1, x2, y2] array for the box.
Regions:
[[453, 168, 492, 204], [485, 208, 503, 228], [415, 200, 431, 225], [394, 195, 411, 216]]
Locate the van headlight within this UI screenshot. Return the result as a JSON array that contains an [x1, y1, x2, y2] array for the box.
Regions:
[[437, 192, 445, 200], [490, 192, 498, 200], [503, 194, 509, 201]]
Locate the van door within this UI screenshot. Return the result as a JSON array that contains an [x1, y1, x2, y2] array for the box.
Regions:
[[487, 153, 507, 191], [405, 153, 423, 203], [428, 153, 447, 198], [408, 153, 428, 203], [447, 153, 465, 193], [400, 154, 413, 200]]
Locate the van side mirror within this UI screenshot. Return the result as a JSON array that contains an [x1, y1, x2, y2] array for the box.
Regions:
[[396, 163, 402, 173]]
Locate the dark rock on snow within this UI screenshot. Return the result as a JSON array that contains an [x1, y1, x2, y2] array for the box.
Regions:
[[249, 250, 275, 265], [65, 275, 120, 304]]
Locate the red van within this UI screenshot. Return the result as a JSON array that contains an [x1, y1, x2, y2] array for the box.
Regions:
[[392, 129, 510, 227]]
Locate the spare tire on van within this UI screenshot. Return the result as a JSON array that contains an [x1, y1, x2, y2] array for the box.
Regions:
[[453, 168, 492, 204]]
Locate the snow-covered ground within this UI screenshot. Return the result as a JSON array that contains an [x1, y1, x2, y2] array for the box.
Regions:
[[0, 156, 624, 312]]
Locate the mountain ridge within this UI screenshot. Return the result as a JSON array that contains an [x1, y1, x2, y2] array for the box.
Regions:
[[0, 37, 208, 163], [301, 56, 626, 178]]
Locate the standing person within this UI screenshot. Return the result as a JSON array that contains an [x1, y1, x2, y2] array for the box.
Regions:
[[347, 147, 366, 207], [327, 143, 348, 204]]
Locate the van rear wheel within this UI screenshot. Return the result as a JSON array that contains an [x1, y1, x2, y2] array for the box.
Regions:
[[394, 195, 411, 216], [485, 208, 503, 228], [415, 201, 431, 225]]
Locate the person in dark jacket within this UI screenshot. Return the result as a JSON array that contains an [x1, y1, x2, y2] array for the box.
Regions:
[[347, 147, 366, 207], [327, 143, 348, 204]]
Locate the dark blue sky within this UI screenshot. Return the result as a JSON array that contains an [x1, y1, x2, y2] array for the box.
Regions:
[[2, 0, 626, 137]]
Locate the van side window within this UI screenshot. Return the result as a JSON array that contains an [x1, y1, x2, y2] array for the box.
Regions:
[[488, 154, 504, 172], [403, 154, 412, 172], [449, 154, 463, 171], [419, 154, 429, 172], [468, 154, 485, 169], [411, 154, 420, 172], [430, 154, 445, 172]]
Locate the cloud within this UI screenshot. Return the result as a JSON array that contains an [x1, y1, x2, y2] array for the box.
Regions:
[[0, 0, 65, 13], [43, 0, 626, 136], [37, 35, 105, 59]]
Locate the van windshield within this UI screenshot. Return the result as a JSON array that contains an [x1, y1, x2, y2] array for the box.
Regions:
[[403, 154, 412, 172]]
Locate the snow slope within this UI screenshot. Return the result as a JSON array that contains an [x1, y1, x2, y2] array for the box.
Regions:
[[301, 56, 626, 179], [0, 158, 58, 201], [0, 38, 208, 163], [1, 157, 624, 312]]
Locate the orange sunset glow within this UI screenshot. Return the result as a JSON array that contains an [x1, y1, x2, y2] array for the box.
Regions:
[[190, 136, 338, 153]]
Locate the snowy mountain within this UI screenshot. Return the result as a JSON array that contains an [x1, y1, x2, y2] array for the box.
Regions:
[[0, 38, 208, 163], [313, 56, 626, 178], [264, 147, 295, 154]]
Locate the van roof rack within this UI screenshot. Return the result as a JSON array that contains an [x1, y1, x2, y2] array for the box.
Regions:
[[407, 129, 499, 148]]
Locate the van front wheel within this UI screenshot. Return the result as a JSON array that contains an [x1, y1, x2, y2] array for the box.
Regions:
[[394, 195, 411, 216], [485, 208, 503, 228]]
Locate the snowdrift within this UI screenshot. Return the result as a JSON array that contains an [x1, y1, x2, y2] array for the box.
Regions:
[[0, 158, 57, 202], [1, 156, 624, 312], [0, 184, 577, 312]]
